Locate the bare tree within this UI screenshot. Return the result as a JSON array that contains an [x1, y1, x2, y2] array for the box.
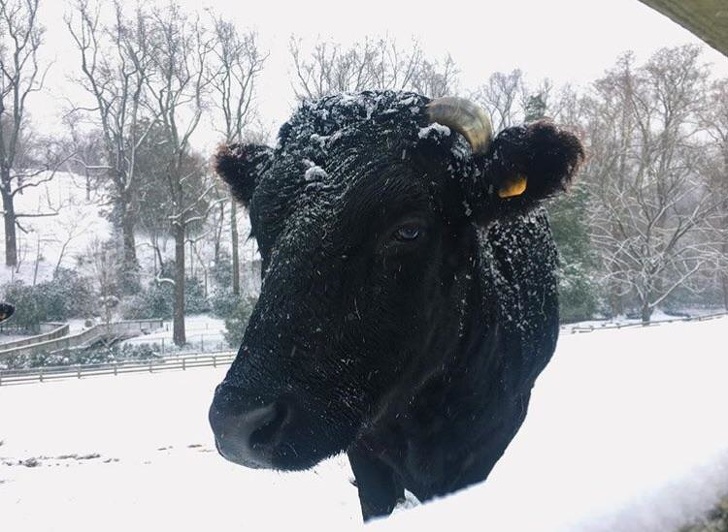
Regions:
[[700, 77, 728, 309], [209, 17, 265, 144], [470, 69, 525, 131], [66, 0, 158, 287], [209, 16, 266, 296], [470, 70, 560, 131], [61, 116, 105, 200], [0, 0, 54, 267], [289, 35, 458, 101], [143, 3, 216, 346], [584, 46, 721, 322]]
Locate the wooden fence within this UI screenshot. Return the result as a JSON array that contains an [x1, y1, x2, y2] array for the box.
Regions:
[[0, 352, 235, 386]]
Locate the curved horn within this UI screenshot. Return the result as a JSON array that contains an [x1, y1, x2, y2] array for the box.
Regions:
[[426, 97, 493, 155]]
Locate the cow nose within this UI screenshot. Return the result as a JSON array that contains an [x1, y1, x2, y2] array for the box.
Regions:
[[209, 389, 290, 469]]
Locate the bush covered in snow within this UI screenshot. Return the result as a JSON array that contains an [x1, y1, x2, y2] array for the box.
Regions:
[[0, 342, 163, 370], [222, 295, 257, 348], [1, 269, 95, 333], [121, 274, 210, 320]]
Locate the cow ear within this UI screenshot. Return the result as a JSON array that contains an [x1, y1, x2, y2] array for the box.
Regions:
[[214, 143, 274, 207], [469, 121, 584, 224]]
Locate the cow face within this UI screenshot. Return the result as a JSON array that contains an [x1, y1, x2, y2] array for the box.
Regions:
[[209, 91, 582, 472]]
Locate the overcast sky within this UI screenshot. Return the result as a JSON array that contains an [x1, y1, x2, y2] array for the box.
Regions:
[[36, 0, 728, 148]]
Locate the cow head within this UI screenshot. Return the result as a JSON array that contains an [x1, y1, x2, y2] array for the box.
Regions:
[[209, 91, 582, 472]]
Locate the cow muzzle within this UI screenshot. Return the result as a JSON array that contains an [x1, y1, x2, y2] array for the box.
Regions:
[[208, 384, 291, 469]]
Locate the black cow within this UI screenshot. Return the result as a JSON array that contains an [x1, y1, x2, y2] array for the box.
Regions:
[[209, 91, 583, 521]]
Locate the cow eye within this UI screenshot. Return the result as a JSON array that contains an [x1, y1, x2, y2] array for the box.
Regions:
[[393, 223, 425, 242]]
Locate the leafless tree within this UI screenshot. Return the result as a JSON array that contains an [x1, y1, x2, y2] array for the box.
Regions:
[[583, 46, 721, 322], [699, 77, 728, 309], [208, 15, 266, 296], [0, 0, 57, 267], [61, 115, 105, 200], [470, 69, 525, 131], [470, 69, 561, 130], [289, 35, 458, 101], [66, 0, 157, 283], [143, 3, 217, 346]]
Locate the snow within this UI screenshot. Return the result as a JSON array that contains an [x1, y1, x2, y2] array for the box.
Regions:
[[418, 123, 451, 140], [120, 315, 226, 345], [0, 172, 112, 287], [1, 316, 727, 531]]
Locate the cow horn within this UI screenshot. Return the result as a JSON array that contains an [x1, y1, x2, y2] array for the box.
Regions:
[[426, 97, 493, 155]]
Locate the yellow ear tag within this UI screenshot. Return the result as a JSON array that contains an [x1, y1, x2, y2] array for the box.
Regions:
[[498, 176, 528, 198]]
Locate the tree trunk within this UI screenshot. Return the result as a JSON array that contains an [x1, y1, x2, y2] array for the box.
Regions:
[[173, 224, 186, 346], [231, 201, 240, 296], [641, 301, 652, 325], [120, 204, 139, 294], [1, 184, 18, 268]]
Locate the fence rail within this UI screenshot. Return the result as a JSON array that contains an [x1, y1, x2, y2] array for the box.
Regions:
[[0, 319, 165, 360], [0, 323, 69, 351], [563, 311, 727, 334], [0, 352, 235, 386]]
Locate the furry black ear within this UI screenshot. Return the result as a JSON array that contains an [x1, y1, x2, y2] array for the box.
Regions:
[[468, 121, 584, 224], [214, 143, 274, 207]]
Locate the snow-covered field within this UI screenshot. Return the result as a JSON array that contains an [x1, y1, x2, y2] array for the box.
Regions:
[[1, 317, 727, 531]]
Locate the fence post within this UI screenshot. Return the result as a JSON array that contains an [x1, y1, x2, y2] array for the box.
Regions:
[[213, 355, 217, 368], [39, 368, 44, 383], [182, 358, 186, 371], [77, 366, 81, 379], [201, 335, 204, 353]]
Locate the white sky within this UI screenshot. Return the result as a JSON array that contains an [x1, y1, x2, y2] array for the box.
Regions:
[[32, 0, 728, 149]]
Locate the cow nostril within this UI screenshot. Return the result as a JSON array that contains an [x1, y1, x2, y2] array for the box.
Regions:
[[250, 400, 290, 450]]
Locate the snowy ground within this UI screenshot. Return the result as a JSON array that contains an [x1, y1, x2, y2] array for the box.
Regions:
[[1, 317, 727, 531], [119, 315, 229, 354]]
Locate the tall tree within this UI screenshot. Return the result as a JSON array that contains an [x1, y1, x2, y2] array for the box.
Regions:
[[700, 77, 728, 309], [0, 0, 50, 267], [144, 3, 215, 346], [584, 46, 720, 322], [209, 16, 266, 296], [66, 0, 157, 289]]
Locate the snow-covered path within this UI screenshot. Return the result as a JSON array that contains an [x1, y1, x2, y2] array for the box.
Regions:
[[1, 317, 727, 531]]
